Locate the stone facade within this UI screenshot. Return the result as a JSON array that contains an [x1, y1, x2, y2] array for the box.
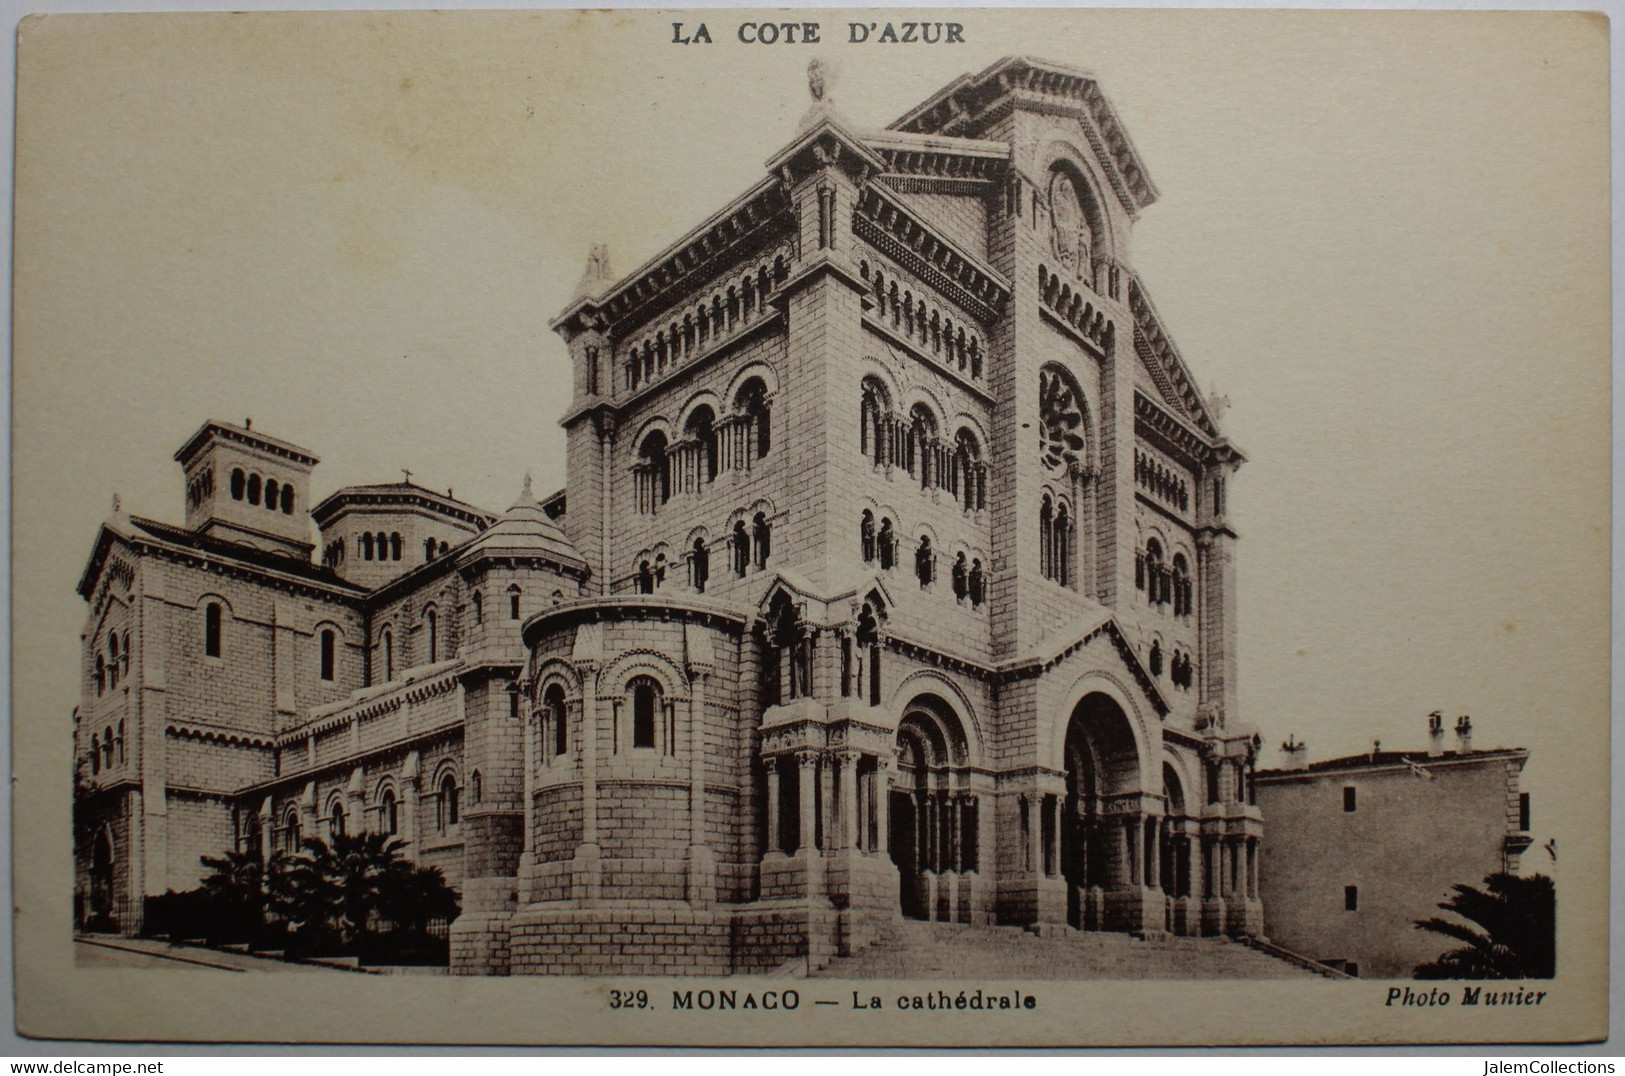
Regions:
[[1255, 720, 1533, 979], [74, 57, 1265, 974]]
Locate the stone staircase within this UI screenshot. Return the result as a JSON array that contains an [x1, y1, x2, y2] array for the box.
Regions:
[[811, 920, 1318, 980]]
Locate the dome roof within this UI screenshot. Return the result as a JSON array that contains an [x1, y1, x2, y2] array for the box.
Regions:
[[455, 475, 588, 572]]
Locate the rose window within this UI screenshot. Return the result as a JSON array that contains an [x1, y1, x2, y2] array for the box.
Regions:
[[1039, 368, 1087, 474]]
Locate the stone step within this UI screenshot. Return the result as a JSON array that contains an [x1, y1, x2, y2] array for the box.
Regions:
[[816, 921, 1317, 981]]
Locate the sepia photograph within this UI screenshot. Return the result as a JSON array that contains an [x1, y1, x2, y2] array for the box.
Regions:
[[9, 8, 1610, 1046]]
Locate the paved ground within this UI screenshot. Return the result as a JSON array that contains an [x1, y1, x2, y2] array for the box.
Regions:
[[812, 921, 1316, 980], [75, 935, 360, 974]]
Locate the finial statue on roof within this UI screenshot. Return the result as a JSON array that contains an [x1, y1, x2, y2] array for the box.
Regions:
[[521, 472, 534, 502], [573, 244, 613, 301], [110, 493, 122, 515], [797, 58, 843, 134], [808, 58, 828, 101], [1207, 384, 1231, 424]]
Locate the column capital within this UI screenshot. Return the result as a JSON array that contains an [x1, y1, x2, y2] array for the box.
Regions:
[[794, 747, 823, 770]]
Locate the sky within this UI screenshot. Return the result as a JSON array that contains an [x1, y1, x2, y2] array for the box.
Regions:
[[12, 9, 1610, 872]]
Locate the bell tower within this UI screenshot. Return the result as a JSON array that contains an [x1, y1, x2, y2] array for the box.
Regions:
[[173, 419, 318, 560]]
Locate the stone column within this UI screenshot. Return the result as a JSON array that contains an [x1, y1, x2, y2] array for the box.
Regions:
[[819, 753, 836, 852], [572, 628, 603, 901], [1124, 816, 1141, 889], [765, 759, 782, 854], [686, 664, 714, 905], [875, 758, 892, 854], [1147, 818, 1160, 890], [797, 750, 823, 898], [839, 750, 861, 850], [1026, 794, 1043, 876], [950, 793, 963, 873]]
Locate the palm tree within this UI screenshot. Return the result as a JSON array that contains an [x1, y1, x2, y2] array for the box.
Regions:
[[1413, 872, 1555, 979], [197, 848, 269, 943]]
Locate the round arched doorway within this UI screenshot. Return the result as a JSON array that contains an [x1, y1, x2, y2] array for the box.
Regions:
[[889, 695, 976, 922], [1060, 691, 1142, 931]]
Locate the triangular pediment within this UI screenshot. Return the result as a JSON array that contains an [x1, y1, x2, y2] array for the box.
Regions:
[[1002, 612, 1170, 718], [1128, 277, 1223, 442]]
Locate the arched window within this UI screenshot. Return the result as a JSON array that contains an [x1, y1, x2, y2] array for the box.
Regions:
[[425, 609, 438, 663], [472, 591, 483, 624], [375, 532, 388, 561], [230, 469, 246, 501], [637, 560, 655, 595], [381, 628, 394, 681], [362, 533, 375, 561], [735, 378, 771, 459], [907, 404, 937, 487], [1143, 540, 1166, 605], [472, 771, 483, 804], [1172, 554, 1191, 617], [246, 474, 261, 506], [107, 633, 119, 688], [204, 602, 223, 658], [94, 655, 106, 696], [116, 720, 125, 764], [380, 788, 399, 835], [752, 512, 771, 569], [1039, 496, 1055, 580], [319, 629, 336, 681], [629, 676, 661, 750], [860, 378, 890, 465], [860, 510, 876, 562], [732, 521, 750, 576], [328, 799, 346, 838], [439, 541, 448, 556], [437, 772, 459, 833], [637, 431, 670, 513], [264, 479, 279, 511], [690, 538, 709, 594], [545, 684, 568, 757], [1149, 639, 1163, 678], [952, 552, 968, 600], [685, 407, 718, 485], [390, 533, 403, 561], [955, 429, 986, 510], [283, 809, 301, 853], [969, 559, 985, 607], [877, 518, 896, 570], [425, 538, 437, 561], [89, 734, 100, 774], [1054, 503, 1072, 588], [102, 726, 114, 770], [508, 585, 521, 620], [280, 485, 295, 514], [915, 535, 934, 587]]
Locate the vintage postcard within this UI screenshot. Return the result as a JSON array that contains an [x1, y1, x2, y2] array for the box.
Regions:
[[10, 8, 1610, 1046]]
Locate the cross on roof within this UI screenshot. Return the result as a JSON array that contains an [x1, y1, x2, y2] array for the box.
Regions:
[[401, 469, 414, 484]]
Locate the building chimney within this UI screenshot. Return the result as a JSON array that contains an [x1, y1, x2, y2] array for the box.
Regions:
[[1280, 734, 1308, 772], [1455, 714, 1473, 755], [1426, 711, 1445, 758]]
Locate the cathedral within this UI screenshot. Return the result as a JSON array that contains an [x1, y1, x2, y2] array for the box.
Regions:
[[73, 56, 1263, 975]]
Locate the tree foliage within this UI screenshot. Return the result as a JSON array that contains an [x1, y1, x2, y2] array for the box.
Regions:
[[1413, 872, 1555, 980], [195, 832, 459, 961]]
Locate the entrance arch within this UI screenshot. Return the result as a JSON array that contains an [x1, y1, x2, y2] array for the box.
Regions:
[[88, 826, 115, 931], [889, 694, 973, 921], [1060, 691, 1142, 930]]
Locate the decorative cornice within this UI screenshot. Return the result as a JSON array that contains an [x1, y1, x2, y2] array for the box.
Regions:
[[166, 719, 277, 750], [521, 596, 748, 650], [279, 663, 464, 746], [1127, 277, 1230, 444], [174, 420, 319, 469], [556, 179, 796, 342], [1134, 392, 1243, 470], [310, 485, 494, 530], [852, 185, 1010, 324], [889, 57, 1158, 213]]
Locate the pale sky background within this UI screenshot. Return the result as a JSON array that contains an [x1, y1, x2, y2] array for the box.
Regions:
[[12, 10, 1609, 884]]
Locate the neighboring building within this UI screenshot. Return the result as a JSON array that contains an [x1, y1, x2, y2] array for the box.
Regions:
[[75, 56, 1263, 975], [1254, 716, 1533, 979]]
